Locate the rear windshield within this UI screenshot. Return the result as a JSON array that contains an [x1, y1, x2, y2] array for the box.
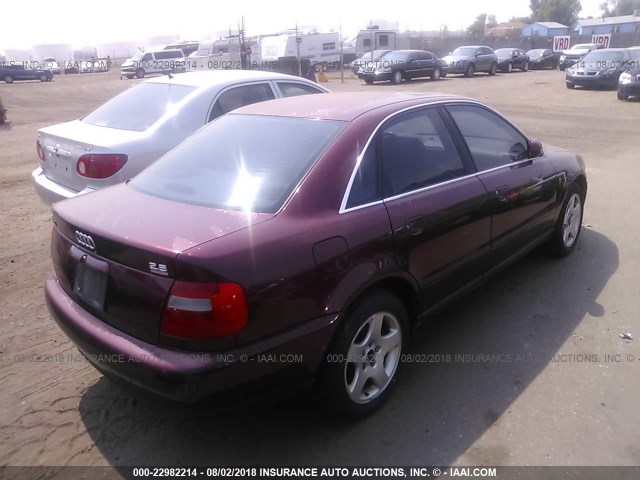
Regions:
[[494, 49, 513, 55], [130, 114, 345, 213], [528, 50, 545, 57], [81, 82, 196, 131]]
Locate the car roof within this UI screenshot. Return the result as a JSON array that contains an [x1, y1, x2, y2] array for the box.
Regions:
[[232, 91, 471, 122], [143, 70, 319, 88]]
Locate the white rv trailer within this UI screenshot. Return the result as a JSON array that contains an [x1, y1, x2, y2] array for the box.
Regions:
[[261, 32, 341, 70], [354, 29, 397, 56]]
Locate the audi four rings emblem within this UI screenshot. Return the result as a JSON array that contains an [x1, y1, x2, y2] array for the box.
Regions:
[[75, 230, 96, 250]]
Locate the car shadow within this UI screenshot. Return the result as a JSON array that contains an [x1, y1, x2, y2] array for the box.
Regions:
[[79, 228, 617, 466]]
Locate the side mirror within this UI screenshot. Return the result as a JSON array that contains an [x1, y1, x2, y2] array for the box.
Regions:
[[476, 51, 482, 57], [513, 52, 518, 58], [529, 139, 544, 158]]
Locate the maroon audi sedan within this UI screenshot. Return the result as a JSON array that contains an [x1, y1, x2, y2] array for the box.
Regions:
[[45, 92, 587, 418]]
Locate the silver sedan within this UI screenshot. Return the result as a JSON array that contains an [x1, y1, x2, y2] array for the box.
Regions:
[[32, 70, 329, 205]]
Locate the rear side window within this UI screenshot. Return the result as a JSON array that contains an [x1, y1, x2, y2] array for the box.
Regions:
[[208, 83, 275, 122], [447, 104, 529, 171], [380, 108, 466, 197], [346, 141, 379, 209], [131, 114, 345, 213], [82, 82, 196, 131], [277, 82, 324, 97]]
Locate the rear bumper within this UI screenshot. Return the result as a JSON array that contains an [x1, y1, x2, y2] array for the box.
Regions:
[[32, 167, 94, 206], [45, 273, 339, 402]]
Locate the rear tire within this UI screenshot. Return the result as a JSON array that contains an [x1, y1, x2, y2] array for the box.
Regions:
[[40, 74, 48, 82], [506, 62, 513, 73], [364, 79, 374, 85], [489, 63, 497, 76], [617, 91, 627, 101], [548, 184, 585, 257], [4, 76, 14, 84], [522, 61, 529, 72], [318, 290, 409, 419], [566, 82, 575, 89]]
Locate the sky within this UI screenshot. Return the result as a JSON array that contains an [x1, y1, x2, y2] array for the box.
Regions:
[[2, 0, 607, 49]]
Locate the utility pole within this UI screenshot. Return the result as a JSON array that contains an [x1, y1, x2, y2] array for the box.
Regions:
[[340, 22, 344, 83], [295, 21, 302, 77]]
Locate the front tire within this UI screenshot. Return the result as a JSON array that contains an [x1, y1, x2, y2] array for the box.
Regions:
[[522, 61, 529, 72], [319, 290, 409, 419], [566, 82, 575, 89], [135, 68, 145, 79], [489, 62, 497, 76], [464, 64, 475, 77], [431, 68, 441, 81], [392, 70, 402, 84], [4, 76, 14, 84], [39, 74, 48, 82], [506, 62, 513, 73], [548, 184, 585, 257], [364, 78, 374, 85], [617, 91, 627, 101]]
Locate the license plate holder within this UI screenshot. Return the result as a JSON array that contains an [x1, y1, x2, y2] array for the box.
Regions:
[[74, 260, 108, 310]]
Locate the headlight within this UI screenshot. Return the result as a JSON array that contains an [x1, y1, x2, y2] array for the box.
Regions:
[[560, 55, 566, 61], [567, 68, 575, 74], [619, 72, 632, 84]]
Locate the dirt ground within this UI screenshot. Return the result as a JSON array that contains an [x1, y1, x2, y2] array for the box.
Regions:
[[0, 68, 639, 469]]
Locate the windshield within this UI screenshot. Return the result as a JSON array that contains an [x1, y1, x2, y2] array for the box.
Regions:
[[82, 82, 196, 131], [527, 50, 545, 57], [571, 44, 595, 51], [130, 53, 144, 61], [494, 49, 514, 56], [582, 51, 625, 63], [452, 47, 477, 57], [130, 114, 345, 213], [357, 50, 389, 61], [381, 51, 409, 62]]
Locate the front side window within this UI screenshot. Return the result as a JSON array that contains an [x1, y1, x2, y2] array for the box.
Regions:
[[82, 82, 196, 131], [447, 104, 529, 171], [131, 115, 345, 213], [380, 108, 466, 197], [208, 83, 275, 122]]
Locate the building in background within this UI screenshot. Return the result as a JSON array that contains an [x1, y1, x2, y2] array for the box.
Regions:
[[574, 13, 640, 35], [487, 21, 529, 37], [522, 22, 570, 37]]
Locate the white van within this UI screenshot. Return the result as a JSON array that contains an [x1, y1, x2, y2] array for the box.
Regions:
[[121, 49, 186, 79]]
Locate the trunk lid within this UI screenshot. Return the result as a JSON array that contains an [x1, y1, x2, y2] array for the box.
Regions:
[[37, 120, 142, 193], [51, 184, 274, 344]]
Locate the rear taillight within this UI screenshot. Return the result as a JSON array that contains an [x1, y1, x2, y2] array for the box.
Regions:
[[76, 154, 128, 179], [161, 281, 248, 338], [36, 141, 44, 161]]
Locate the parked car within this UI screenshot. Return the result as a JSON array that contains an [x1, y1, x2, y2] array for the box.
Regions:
[[32, 70, 329, 205], [351, 49, 391, 75], [360, 49, 448, 84], [618, 65, 640, 100], [495, 48, 530, 72], [442, 46, 498, 77], [565, 48, 638, 90], [558, 43, 603, 71], [121, 49, 186, 79], [0, 63, 53, 83], [45, 91, 587, 418], [527, 49, 560, 69], [43, 57, 61, 75]]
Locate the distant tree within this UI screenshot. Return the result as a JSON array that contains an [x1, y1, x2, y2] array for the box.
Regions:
[[600, 0, 640, 16], [467, 13, 488, 37], [530, 0, 583, 26], [487, 14, 498, 28], [510, 15, 533, 23], [441, 25, 449, 38]]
